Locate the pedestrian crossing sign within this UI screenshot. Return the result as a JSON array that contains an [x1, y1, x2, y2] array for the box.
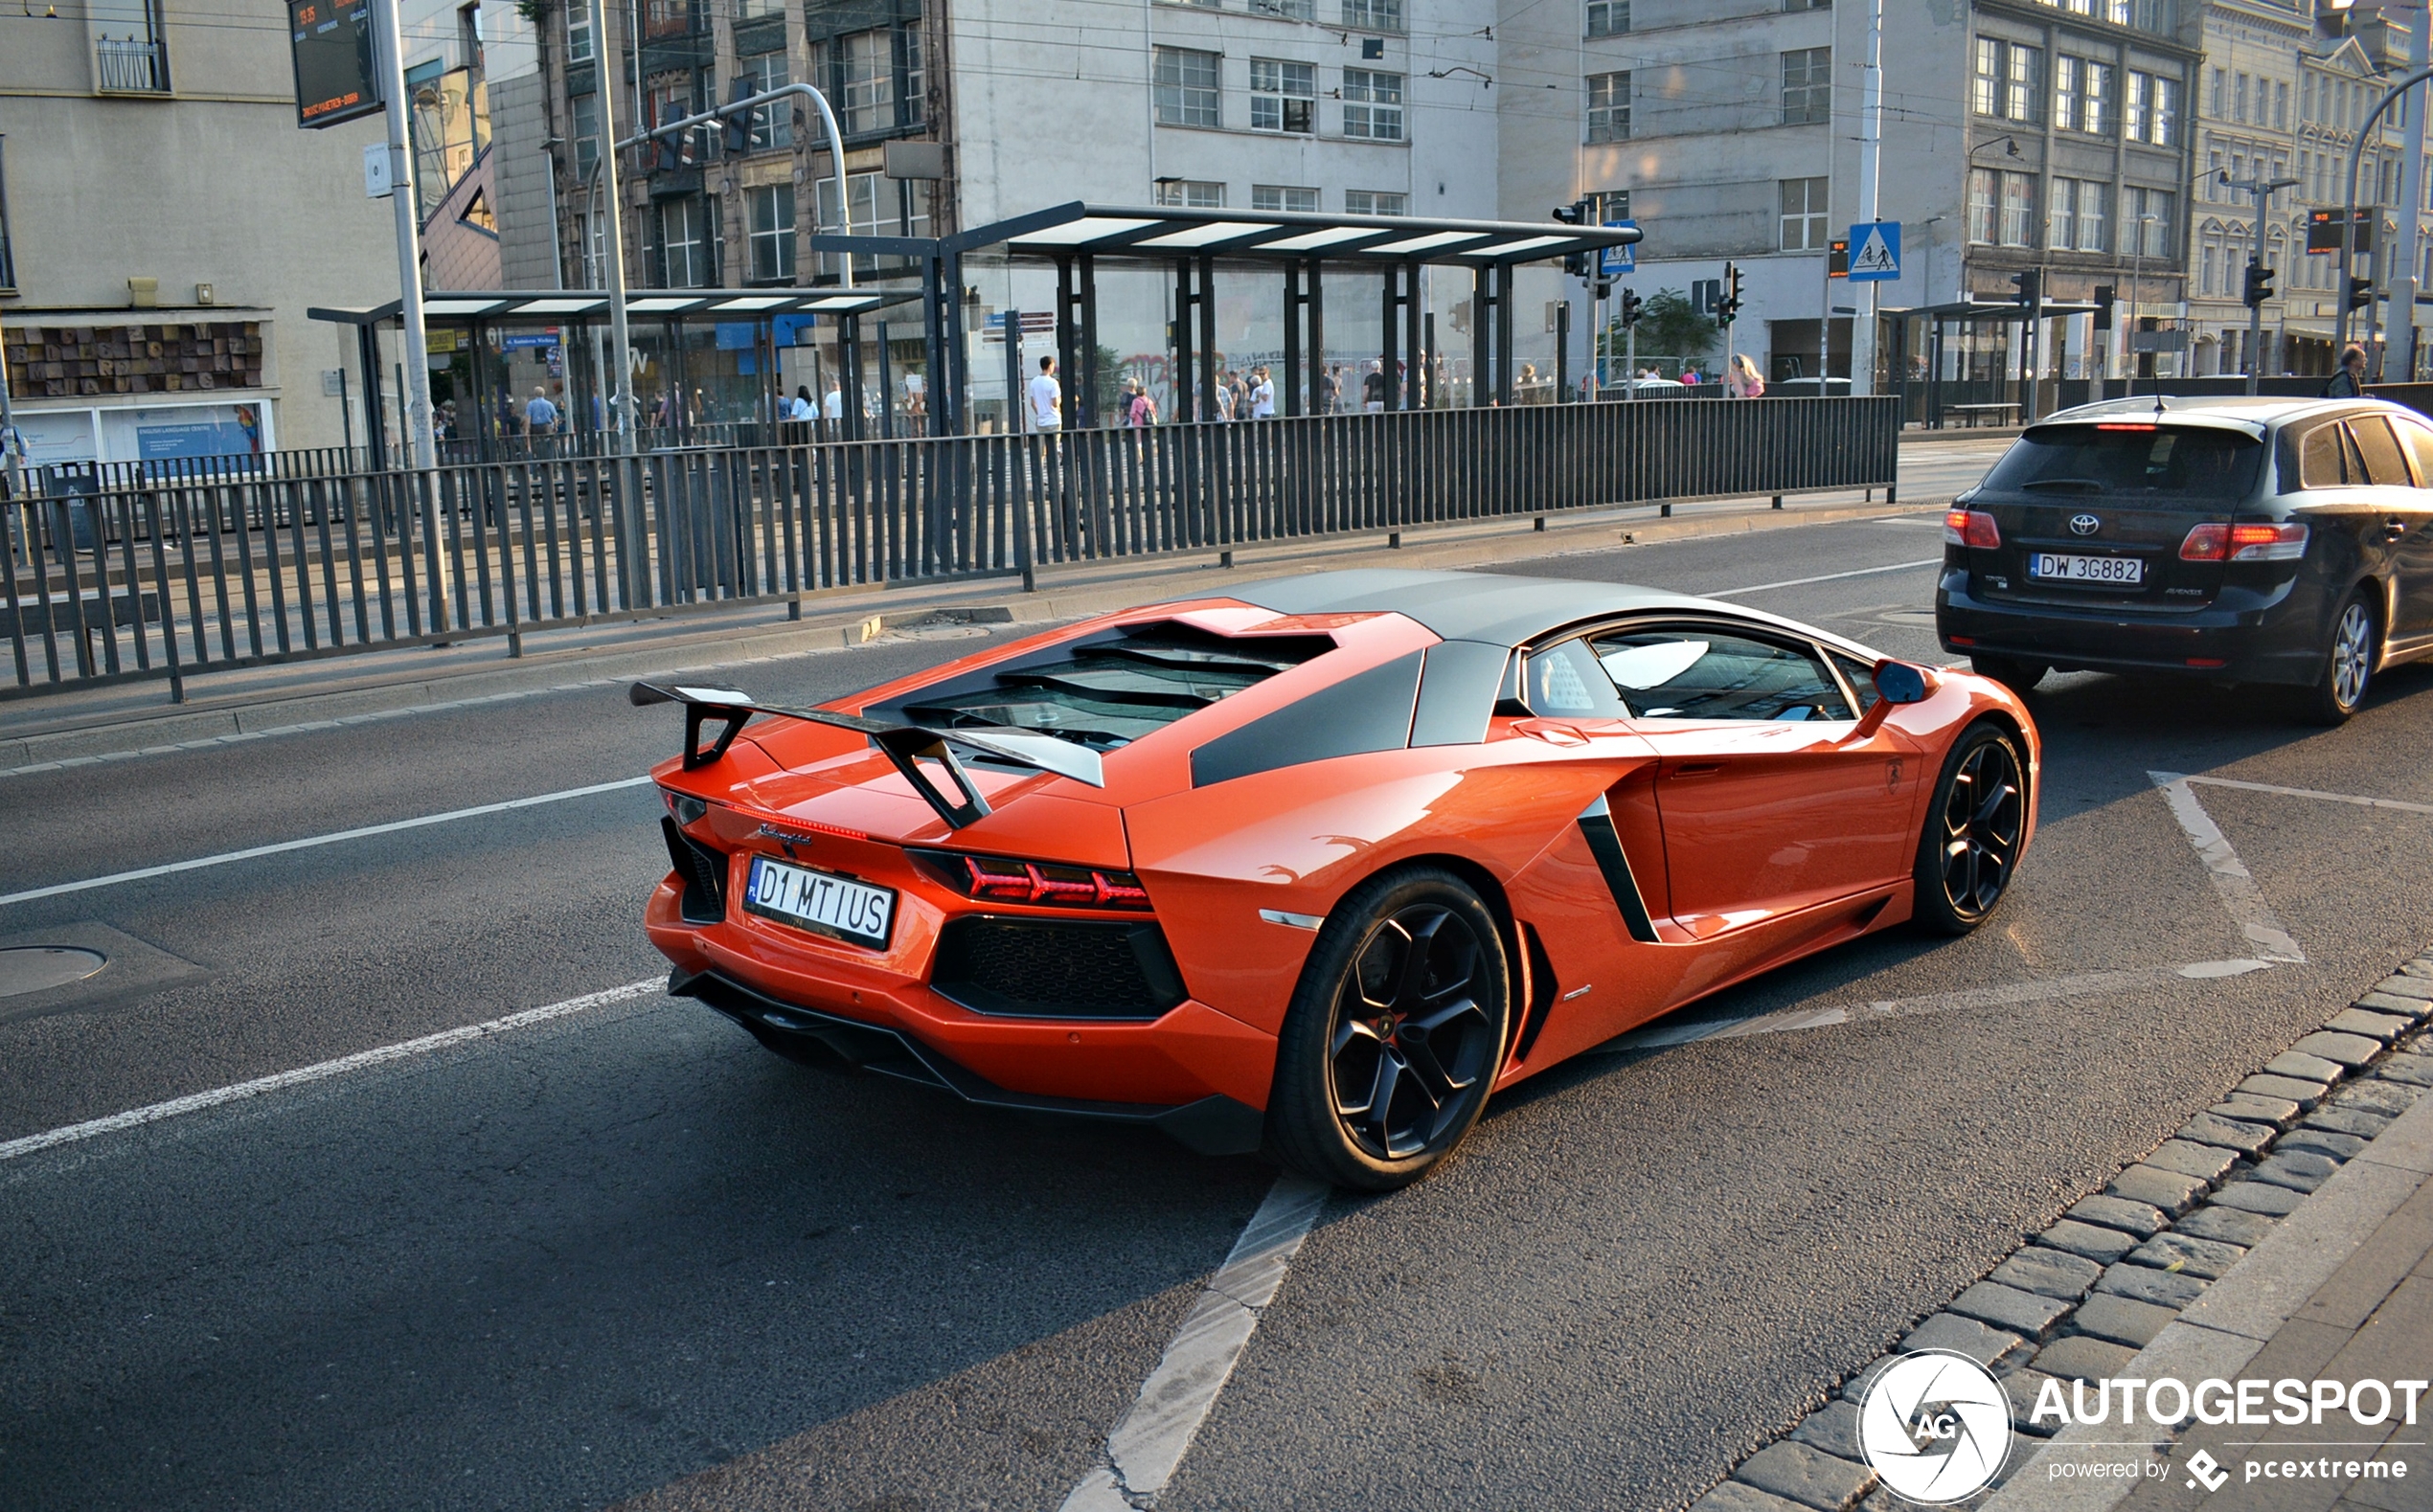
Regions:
[[1847, 221, 1900, 282]]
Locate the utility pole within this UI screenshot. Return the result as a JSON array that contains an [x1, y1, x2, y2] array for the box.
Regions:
[[588, 0, 636, 446], [2390, 0, 2430, 380], [372, 0, 435, 468], [2229, 174, 2298, 395], [1850, 0, 1885, 396]]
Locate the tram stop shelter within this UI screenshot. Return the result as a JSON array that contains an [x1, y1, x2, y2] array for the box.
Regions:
[[811, 202, 1642, 434], [1886, 298, 2103, 428], [307, 286, 923, 462]]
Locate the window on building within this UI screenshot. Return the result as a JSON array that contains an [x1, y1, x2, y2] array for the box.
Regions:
[[93, 0, 171, 92], [2056, 56, 2082, 132], [2050, 178, 2078, 250], [1157, 178, 1226, 208], [566, 2, 593, 63], [742, 51, 790, 149], [2000, 172, 2035, 247], [1785, 0, 1830, 9], [1590, 189, 1628, 221], [1587, 70, 1630, 143], [1344, 189, 1408, 215], [1253, 184, 1320, 213], [1344, 68, 1404, 139], [2123, 69, 2148, 141], [2081, 60, 2111, 132], [2275, 79, 2288, 130], [652, 195, 717, 287], [1967, 168, 1996, 244], [747, 183, 795, 282], [1782, 47, 1830, 125], [2211, 68, 2224, 119], [736, 0, 781, 18], [1250, 58, 1316, 133], [2201, 241, 2217, 299], [1251, 0, 1316, 16], [814, 170, 931, 279], [1587, 0, 1627, 34], [1344, 0, 1403, 30], [2126, 185, 2172, 257], [1780, 175, 1828, 250], [2077, 180, 2107, 250], [836, 27, 898, 135], [1973, 38, 2035, 123], [1972, 39, 1999, 117], [1154, 46, 1221, 127], [2008, 43, 2042, 123]]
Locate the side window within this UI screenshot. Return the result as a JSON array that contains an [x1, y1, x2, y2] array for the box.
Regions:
[[2298, 423, 2350, 489], [1828, 650, 1883, 713], [1522, 639, 1627, 718], [2393, 417, 2433, 485], [1586, 625, 1855, 722], [2349, 417, 2413, 486]]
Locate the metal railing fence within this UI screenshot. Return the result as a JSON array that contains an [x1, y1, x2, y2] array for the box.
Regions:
[[3, 396, 1898, 700]]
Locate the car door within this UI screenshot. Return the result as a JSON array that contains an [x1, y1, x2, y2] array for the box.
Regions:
[[2376, 412, 2433, 643], [1582, 621, 1920, 937]]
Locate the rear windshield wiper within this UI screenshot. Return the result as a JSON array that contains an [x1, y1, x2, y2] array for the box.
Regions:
[[2018, 478, 2106, 492]]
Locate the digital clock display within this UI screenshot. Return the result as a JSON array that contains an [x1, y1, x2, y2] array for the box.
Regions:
[[289, 0, 381, 129]]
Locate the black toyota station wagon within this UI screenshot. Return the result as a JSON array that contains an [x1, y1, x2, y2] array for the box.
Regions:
[[1936, 395, 2433, 723]]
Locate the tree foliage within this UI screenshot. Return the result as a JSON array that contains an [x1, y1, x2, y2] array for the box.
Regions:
[[1632, 289, 1717, 365]]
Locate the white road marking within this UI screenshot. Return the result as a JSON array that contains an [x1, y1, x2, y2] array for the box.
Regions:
[[2150, 771, 2307, 963], [0, 977, 666, 1163], [1706, 557, 1944, 598], [0, 775, 654, 909], [2183, 774, 2433, 817], [1061, 1176, 1330, 1511]]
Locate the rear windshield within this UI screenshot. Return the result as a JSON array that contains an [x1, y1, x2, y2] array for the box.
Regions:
[[892, 622, 1334, 751], [1977, 425, 2263, 503]]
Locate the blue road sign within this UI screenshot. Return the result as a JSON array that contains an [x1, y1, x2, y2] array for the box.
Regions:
[[1601, 219, 1637, 277], [1848, 220, 1901, 282]]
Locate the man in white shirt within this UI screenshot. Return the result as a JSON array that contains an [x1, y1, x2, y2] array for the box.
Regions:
[[1249, 367, 1275, 418], [823, 386, 843, 420], [1027, 354, 1062, 433]]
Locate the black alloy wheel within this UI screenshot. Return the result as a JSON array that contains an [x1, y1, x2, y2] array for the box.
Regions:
[[1269, 869, 1510, 1191], [1913, 724, 2027, 936], [1969, 653, 2048, 693], [2301, 592, 2376, 726]]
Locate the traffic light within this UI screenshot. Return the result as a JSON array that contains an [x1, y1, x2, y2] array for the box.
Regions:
[[723, 76, 752, 155], [1717, 261, 1744, 327], [2012, 268, 2041, 308], [1555, 199, 1590, 279], [1592, 277, 1615, 301], [2350, 276, 2376, 311], [2092, 283, 2115, 331], [1618, 287, 1645, 327], [2242, 260, 2276, 308]]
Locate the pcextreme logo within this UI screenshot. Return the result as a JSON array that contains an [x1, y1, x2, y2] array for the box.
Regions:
[[1857, 1350, 2014, 1504]]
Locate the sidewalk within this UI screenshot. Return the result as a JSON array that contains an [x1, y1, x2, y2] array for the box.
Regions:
[[1, 478, 1935, 772]]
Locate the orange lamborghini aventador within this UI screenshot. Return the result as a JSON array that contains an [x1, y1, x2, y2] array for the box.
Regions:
[[638, 570, 2039, 1189]]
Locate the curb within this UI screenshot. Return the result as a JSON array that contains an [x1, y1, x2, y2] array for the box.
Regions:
[[1690, 957, 2433, 1512], [0, 487, 1932, 774]]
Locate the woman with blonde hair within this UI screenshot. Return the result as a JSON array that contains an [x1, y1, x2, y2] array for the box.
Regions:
[[1726, 352, 1766, 398]]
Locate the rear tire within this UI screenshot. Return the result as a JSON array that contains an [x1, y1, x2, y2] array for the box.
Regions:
[[1969, 654, 2048, 693], [2301, 592, 2376, 726], [1267, 868, 1511, 1192], [1912, 723, 2028, 937]]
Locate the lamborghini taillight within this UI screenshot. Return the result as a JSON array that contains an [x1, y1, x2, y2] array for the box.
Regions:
[[910, 849, 1153, 911]]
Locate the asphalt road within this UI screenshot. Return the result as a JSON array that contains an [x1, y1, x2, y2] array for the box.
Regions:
[[10, 459, 2433, 1510]]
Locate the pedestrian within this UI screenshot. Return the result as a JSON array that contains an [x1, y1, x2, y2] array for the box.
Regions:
[[1362, 361, 1387, 413], [1681, 368, 1703, 387], [2324, 344, 2368, 397], [1726, 353, 1765, 398], [525, 385, 560, 433], [788, 385, 816, 422], [1028, 353, 1063, 433], [823, 384, 844, 422], [1319, 365, 1342, 415], [1128, 380, 1158, 427], [1214, 376, 1236, 422], [1250, 366, 1275, 418]]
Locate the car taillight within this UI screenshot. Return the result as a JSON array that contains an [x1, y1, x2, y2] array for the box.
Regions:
[[2181, 522, 2308, 562], [1944, 508, 2001, 550], [910, 849, 1153, 911]]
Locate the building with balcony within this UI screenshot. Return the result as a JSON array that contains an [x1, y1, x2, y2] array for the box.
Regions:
[[0, 0, 398, 463]]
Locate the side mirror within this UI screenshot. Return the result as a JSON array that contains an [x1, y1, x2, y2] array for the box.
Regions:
[[1873, 661, 1929, 706]]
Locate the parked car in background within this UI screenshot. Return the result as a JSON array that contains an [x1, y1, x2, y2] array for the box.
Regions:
[[1937, 395, 2433, 722]]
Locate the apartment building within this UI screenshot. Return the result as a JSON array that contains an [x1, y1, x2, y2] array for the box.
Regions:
[[1500, 0, 2200, 389], [2185, 1, 2411, 376], [0, 0, 398, 463]]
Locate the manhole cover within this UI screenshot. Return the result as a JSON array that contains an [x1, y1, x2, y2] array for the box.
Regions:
[[0, 947, 107, 999]]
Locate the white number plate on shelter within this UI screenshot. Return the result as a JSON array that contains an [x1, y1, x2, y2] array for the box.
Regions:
[[743, 855, 896, 949], [2030, 552, 2144, 586]]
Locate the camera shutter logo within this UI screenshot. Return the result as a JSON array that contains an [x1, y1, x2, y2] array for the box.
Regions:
[[1856, 1349, 2013, 1504], [2069, 512, 2103, 536]]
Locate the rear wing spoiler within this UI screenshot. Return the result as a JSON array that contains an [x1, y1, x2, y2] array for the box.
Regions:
[[628, 682, 1104, 829]]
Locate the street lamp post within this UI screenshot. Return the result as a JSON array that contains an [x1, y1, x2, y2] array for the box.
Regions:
[[2337, 63, 2433, 355], [2227, 173, 2300, 395], [2130, 212, 2157, 396]]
